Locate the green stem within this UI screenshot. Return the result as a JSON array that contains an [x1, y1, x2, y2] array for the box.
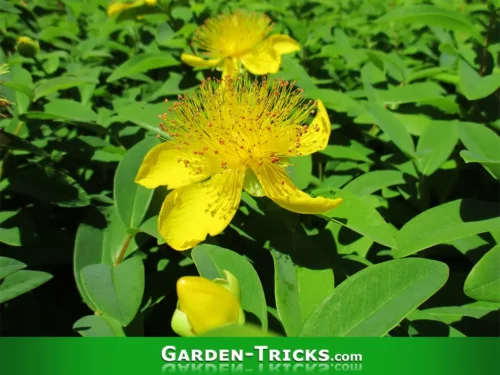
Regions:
[[479, 7, 495, 77], [114, 235, 133, 266]]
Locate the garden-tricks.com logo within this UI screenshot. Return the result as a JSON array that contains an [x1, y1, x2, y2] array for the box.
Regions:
[[161, 345, 363, 373]]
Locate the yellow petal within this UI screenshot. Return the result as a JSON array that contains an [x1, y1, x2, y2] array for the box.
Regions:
[[222, 57, 238, 79], [135, 142, 210, 190], [241, 42, 281, 75], [268, 34, 301, 55], [285, 99, 331, 156], [158, 169, 245, 250], [177, 276, 241, 334], [180, 53, 222, 69], [252, 161, 343, 214]]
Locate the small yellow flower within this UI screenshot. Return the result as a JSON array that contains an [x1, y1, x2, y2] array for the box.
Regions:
[[135, 76, 343, 251], [107, 0, 157, 17], [171, 272, 245, 336], [181, 11, 300, 78]]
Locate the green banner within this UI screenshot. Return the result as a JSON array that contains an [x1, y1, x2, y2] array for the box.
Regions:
[[1, 338, 499, 374]]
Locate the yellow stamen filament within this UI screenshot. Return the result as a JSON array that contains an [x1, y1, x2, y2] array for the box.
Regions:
[[157, 76, 317, 179]]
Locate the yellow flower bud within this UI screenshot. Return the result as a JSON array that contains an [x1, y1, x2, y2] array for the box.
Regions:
[[171, 271, 245, 336], [107, 0, 157, 17], [16, 36, 39, 58]]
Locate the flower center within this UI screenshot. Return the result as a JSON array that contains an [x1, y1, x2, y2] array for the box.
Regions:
[[157, 76, 316, 177], [192, 11, 274, 58]]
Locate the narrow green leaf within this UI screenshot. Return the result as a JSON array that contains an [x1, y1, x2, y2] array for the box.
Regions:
[[114, 136, 159, 229], [416, 121, 458, 176], [43, 99, 98, 123], [0, 270, 53, 304], [299, 259, 449, 336], [34, 76, 98, 101], [376, 5, 482, 41], [464, 245, 500, 303], [364, 102, 415, 156], [7, 166, 90, 207], [378, 82, 445, 105], [313, 187, 397, 248], [458, 59, 500, 100], [457, 122, 500, 179], [395, 200, 500, 258], [343, 170, 405, 197], [107, 53, 179, 83], [0, 256, 26, 280]]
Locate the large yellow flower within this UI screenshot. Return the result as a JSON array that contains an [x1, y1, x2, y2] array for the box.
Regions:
[[181, 11, 300, 78], [135, 76, 343, 250]]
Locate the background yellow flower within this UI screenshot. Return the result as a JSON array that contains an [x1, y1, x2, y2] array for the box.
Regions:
[[181, 11, 300, 78]]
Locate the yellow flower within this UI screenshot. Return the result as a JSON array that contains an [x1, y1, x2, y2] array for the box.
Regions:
[[181, 11, 300, 78], [107, 0, 157, 17], [135, 76, 343, 251], [171, 272, 245, 336]]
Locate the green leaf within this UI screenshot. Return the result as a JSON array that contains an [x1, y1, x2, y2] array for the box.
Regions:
[[0, 270, 53, 304], [320, 145, 372, 163], [191, 244, 268, 331], [343, 170, 405, 197], [0, 256, 26, 280], [34, 75, 98, 101], [416, 121, 458, 176], [43, 99, 98, 123], [107, 53, 179, 83], [0, 130, 50, 158], [201, 324, 280, 337], [376, 5, 482, 42], [457, 122, 500, 179], [270, 246, 334, 336], [80, 256, 145, 326], [114, 136, 158, 230], [458, 59, 500, 101], [156, 23, 176, 46], [313, 187, 397, 248], [73, 315, 125, 337], [8, 65, 33, 115], [299, 258, 449, 336], [7, 166, 91, 207], [113, 102, 172, 139], [364, 102, 415, 156], [395, 200, 500, 258], [306, 88, 362, 115], [378, 82, 445, 105], [287, 155, 312, 190], [464, 245, 500, 303], [74, 206, 138, 311]]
